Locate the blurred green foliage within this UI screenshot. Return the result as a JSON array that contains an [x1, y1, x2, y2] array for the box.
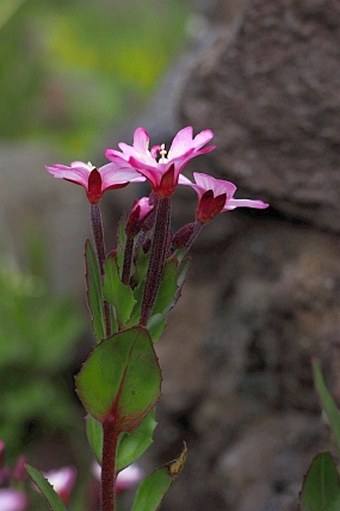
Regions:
[[0, 0, 189, 157], [0, 255, 83, 457]]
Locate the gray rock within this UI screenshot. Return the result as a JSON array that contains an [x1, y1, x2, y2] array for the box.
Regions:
[[179, 0, 340, 232]]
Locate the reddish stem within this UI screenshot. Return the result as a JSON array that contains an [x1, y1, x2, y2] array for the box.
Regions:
[[121, 236, 134, 286], [90, 204, 111, 338], [140, 197, 171, 326], [101, 420, 118, 511]]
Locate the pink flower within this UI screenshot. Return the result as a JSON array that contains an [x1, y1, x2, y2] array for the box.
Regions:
[[115, 464, 143, 494], [92, 462, 142, 494], [126, 196, 155, 238], [45, 161, 144, 204], [0, 489, 28, 511], [179, 172, 269, 223], [105, 126, 214, 198], [44, 467, 76, 504]]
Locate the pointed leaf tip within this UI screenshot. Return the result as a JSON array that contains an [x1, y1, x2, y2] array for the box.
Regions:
[[299, 451, 340, 511], [131, 443, 188, 511], [25, 464, 68, 511]]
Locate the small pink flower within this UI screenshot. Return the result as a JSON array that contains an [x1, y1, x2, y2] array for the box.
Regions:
[[45, 161, 144, 203], [179, 172, 269, 223], [126, 197, 155, 238], [0, 489, 28, 511], [105, 126, 214, 198], [44, 467, 76, 504]]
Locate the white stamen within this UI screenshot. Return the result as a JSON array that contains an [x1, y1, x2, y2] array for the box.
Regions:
[[159, 143, 168, 163]]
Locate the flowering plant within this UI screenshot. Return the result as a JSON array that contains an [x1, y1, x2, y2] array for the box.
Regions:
[[24, 126, 268, 511]]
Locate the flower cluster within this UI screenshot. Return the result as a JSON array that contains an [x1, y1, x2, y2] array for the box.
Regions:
[[43, 126, 269, 511], [46, 126, 268, 222]]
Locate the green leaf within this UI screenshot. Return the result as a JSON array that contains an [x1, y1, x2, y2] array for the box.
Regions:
[[116, 214, 127, 272], [103, 254, 136, 326], [86, 411, 157, 470], [117, 410, 157, 471], [75, 327, 161, 432], [25, 464, 68, 511], [133, 247, 150, 286], [299, 452, 340, 511], [86, 414, 102, 463], [313, 360, 340, 455], [152, 258, 178, 316], [127, 248, 150, 326], [131, 444, 188, 511], [177, 257, 190, 289], [147, 313, 167, 342], [85, 239, 105, 342]]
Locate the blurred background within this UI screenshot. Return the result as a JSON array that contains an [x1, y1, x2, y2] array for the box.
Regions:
[[0, 0, 190, 508], [1, 1, 340, 510]]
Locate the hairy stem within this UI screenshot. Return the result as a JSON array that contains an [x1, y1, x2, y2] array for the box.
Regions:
[[140, 197, 171, 326], [101, 421, 118, 511], [90, 204, 111, 338], [121, 236, 134, 286]]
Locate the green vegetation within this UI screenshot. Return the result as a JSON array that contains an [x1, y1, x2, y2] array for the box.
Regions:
[[0, 0, 189, 157]]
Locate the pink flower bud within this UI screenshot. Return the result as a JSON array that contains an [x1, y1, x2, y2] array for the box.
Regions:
[[126, 197, 155, 238], [13, 456, 27, 481]]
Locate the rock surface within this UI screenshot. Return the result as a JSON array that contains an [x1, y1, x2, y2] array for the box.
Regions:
[[143, 1, 340, 510], [180, 0, 340, 233]]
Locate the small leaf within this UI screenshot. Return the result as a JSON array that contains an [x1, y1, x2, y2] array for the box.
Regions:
[[147, 313, 167, 342], [131, 444, 188, 511], [86, 411, 157, 470], [128, 248, 150, 326], [152, 258, 178, 316], [313, 360, 340, 455], [25, 464, 68, 511], [75, 327, 161, 432], [85, 240, 105, 342], [177, 257, 190, 289], [117, 410, 157, 471], [116, 214, 127, 272], [103, 254, 136, 326], [86, 414, 102, 463], [299, 452, 340, 511]]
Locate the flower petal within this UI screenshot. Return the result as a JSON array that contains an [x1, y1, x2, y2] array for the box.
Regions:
[[225, 198, 269, 211], [167, 126, 194, 158], [99, 162, 145, 190], [133, 127, 150, 152], [193, 172, 237, 197], [45, 163, 90, 189]]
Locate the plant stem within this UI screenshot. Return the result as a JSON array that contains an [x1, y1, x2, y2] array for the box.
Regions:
[[90, 204, 111, 338], [101, 420, 118, 511], [140, 197, 171, 326], [122, 236, 134, 285]]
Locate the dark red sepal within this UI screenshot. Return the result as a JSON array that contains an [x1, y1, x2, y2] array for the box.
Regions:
[[87, 169, 102, 204], [155, 164, 176, 198], [196, 190, 226, 223]]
